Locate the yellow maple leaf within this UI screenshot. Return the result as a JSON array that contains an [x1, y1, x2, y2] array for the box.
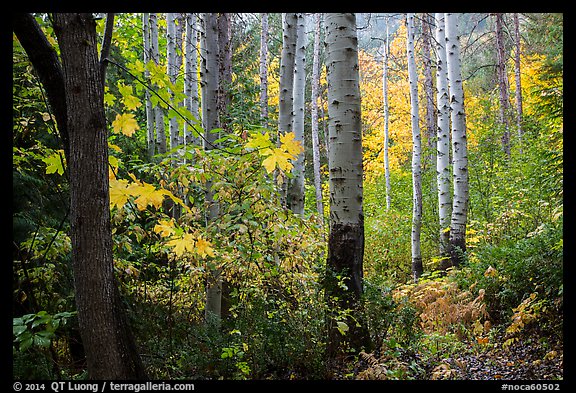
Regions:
[[112, 113, 140, 137], [154, 219, 175, 238], [195, 237, 215, 258], [262, 148, 294, 173], [133, 181, 169, 211], [109, 178, 131, 210], [280, 132, 303, 156], [166, 233, 196, 257]]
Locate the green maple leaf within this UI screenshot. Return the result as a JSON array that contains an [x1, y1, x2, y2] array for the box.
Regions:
[[246, 131, 272, 150], [42, 151, 65, 176]]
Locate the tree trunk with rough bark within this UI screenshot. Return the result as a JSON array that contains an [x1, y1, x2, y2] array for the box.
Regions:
[[51, 12, 147, 379]]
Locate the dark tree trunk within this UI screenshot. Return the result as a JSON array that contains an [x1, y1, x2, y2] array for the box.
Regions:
[[13, 13, 69, 163], [52, 13, 146, 380], [325, 222, 371, 359]]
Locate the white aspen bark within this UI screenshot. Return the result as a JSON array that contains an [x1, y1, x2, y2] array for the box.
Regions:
[[422, 13, 437, 162], [495, 13, 511, 158], [167, 13, 179, 151], [150, 13, 166, 155], [406, 13, 423, 282], [311, 13, 325, 226], [445, 13, 469, 268], [287, 13, 306, 215], [278, 13, 297, 200], [435, 13, 452, 265], [184, 13, 200, 146], [143, 13, 156, 159], [259, 13, 269, 124], [217, 13, 232, 133], [201, 13, 222, 325], [382, 19, 391, 211], [324, 12, 370, 357], [513, 13, 523, 152]]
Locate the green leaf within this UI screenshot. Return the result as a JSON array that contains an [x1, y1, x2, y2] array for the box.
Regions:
[[336, 321, 349, 335], [19, 335, 33, 351], [13, 325, 26, 337], [33, 333, 52, 348], [43, 151, 65, 175]]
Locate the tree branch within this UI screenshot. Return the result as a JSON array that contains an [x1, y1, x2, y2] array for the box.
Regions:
[[13, 13, 70, 162], [99, 13, 115, 89]]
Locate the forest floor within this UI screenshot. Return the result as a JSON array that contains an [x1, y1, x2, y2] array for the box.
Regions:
[[348, 330, 563, 380]]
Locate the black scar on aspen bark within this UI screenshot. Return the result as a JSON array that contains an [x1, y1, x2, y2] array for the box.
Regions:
[[325, 219, 372, 358]]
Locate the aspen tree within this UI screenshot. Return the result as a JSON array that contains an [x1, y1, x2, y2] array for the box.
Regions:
[[277, 13, 297, 200], [150, 13, 167, 154], [259, 13, 269, 124], [200, 13, 222, 325], [311, 13, 325, 225], [324, 12, 371, 359], [167, 13, 181, 151], [495, 13, 511, 158], [382, 17, 392, 211], [406, 13, 423, 282], [143, 13, 156, 159], [513, 13, 524, 151], [184, 13, 200, 146], [287, 13, 306, 215], [445, 13, 469, 268], [434, 12, 452, 267]]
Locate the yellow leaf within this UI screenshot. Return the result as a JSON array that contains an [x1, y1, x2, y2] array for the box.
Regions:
[[484, 266, 498, 278], [166, 233, 196, 257], [195, 237, 215, 258], [262, 148, 294, 173], [108, 143, 123, 153], [133, 182, 169, 211], [109, 178, 131, 210], [245, 131, 272, 150], [280, 132, 303, 156], [112, 113, 140, 137], [154, 219, 175, 238]]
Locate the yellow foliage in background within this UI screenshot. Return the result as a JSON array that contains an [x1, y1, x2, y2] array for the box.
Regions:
[[359, 22, 422, 184]]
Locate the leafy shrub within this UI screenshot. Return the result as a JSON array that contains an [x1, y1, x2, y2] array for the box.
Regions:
[[393, 272, 490, 339]]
